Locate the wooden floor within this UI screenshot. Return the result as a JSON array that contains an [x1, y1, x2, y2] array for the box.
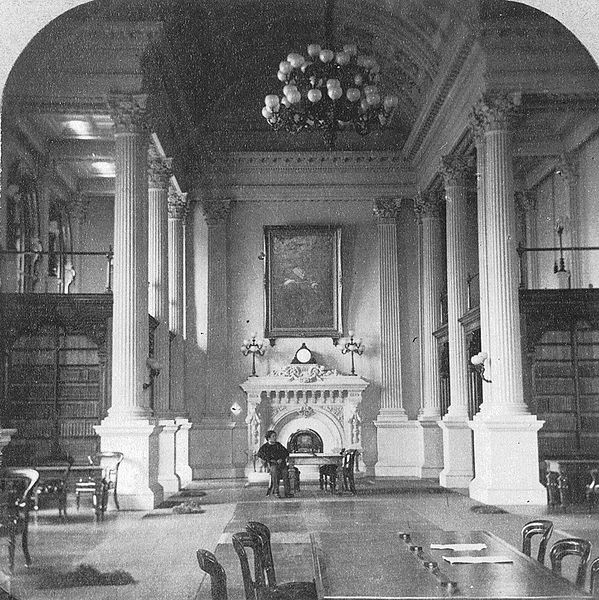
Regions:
[[6, 477, 599, 600]]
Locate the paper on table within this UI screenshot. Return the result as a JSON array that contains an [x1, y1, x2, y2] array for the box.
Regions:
[[442, 555, 513, 564], [430, 543, 487, 551]]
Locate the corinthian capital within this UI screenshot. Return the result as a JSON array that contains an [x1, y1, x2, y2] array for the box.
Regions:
[[470, 92, 517, 134], [514, 189, 537, 214], [373, 198, 400, 220], [168, 189, 189, 220], [440, 155, 473, 187], [203, 199, 232, 225], [148, 146, 173, 190], [107, 93, 149, 134], [414, 192, 443, 220]]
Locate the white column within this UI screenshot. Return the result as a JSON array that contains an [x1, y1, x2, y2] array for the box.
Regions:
[[438, 155, 474, 488], [414, 193, 444, 477], [95, 94, 163, 510], [148, 146, 179, 495], [168, 189, 193, 487], [469, 93, 546, 505], [373, 199, 419, 477]]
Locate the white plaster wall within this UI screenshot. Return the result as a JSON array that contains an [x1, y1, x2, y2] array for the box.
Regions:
[[577, 133, 599, 287]]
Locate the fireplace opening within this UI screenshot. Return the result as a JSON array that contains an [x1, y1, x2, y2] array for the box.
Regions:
[[287, 429, 324, 454]]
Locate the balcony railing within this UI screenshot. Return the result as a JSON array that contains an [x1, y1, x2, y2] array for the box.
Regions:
[[0, 248, 113, 294]]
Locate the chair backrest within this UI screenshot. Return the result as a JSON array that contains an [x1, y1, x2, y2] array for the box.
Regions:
[[3, 468, 40, 503], [590, 557, 599, 595], [521, 519, 554, 563], [232, 531, 266, 600], [246, 521, 276, 587], [549, 537, 592, 588], [89, 452, 123, 484], [197, 549, 228, 600]]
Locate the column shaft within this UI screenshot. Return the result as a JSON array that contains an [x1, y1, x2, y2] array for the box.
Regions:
[[148, 149, 171, 417], [110, 127, 150, 418], [415, 195, 443, 419], [375, 200, 406, 417], [442, 156, 471, 419]]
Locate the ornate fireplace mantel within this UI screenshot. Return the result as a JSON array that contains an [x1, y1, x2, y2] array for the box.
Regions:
[[240, 364, 369, 476]]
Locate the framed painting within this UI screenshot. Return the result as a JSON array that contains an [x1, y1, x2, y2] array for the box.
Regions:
[[264, 225, 342, 338]]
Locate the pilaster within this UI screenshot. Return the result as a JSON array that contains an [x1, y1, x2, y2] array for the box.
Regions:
[[373, 198, 413, 477], [438, 154, 474, 488]]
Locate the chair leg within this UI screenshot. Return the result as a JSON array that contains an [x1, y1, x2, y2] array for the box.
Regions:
[[21, 524, 32, 567], [113, 486, 120, 511], [76, 491, 81, 511]]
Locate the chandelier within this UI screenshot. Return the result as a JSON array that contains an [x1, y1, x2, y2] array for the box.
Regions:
[[262, 42, 399, 149]]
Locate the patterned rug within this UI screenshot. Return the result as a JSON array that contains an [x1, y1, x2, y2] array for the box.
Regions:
[[37, 565, 135, 588]]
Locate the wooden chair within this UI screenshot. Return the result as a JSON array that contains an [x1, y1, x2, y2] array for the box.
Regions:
[[341, 449, 359, 494], [590, 556, 599, 595], [232, 531, 310, 600], [0, 468, 39, 573], [32, 456, 74, 521], [521, 519, 554, 563], [549, 537, 592, 588], [246, 521, 317, 599], [318, 464, 337, 492], [197, 549, 228, 600], [75, 451, 123, 520]]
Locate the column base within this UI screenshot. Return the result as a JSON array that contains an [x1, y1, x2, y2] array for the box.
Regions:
[[439, 417, 473, 488], [174, 418, 193, 489], [416, 418, 444, 478], [469, 413, 547, 505], [374, 420, 421, 477], [157, 419, 180, 496], [94, 418, 163, 510]]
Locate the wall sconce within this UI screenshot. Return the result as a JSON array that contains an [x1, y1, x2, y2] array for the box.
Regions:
[[230, 402, 242, 417], [340, 330, 365, 376], [143, 357, 162, 389], [470, 351, 492, 383], [241, 333, 267, 377]]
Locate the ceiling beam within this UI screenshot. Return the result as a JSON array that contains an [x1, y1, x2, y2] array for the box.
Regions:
[[78, 178, 115, 196], [48, 138, 114, 161]]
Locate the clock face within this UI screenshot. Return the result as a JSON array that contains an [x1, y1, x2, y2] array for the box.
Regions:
[[296, 347, 312, 363]]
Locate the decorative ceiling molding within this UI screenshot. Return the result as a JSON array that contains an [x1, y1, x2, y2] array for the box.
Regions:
[[403, 30, 477, 161]]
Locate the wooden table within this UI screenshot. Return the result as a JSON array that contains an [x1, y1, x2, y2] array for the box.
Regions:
[[310, 530, 591, 599], [544, 459, 599, 508]]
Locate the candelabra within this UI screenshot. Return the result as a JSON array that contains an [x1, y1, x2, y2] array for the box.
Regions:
[[340, 330, 364, 376], [241, 333, 267, 377], [470, 351, 492, 383]]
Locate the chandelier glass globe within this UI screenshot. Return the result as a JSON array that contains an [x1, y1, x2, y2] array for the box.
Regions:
[[262, 43, 399, 149]]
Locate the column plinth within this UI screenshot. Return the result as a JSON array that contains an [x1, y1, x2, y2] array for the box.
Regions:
[[467, 93, 546, 504]]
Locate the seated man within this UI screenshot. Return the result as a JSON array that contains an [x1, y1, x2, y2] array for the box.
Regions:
[[257, 430, 293, 498]]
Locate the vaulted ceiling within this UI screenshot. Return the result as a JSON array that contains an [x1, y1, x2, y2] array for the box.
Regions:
[[2, 0, 599, 197]]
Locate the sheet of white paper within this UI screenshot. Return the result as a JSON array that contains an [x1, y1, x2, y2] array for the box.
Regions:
[[430, 543, 487, 551], [442, 555, 513, 564]]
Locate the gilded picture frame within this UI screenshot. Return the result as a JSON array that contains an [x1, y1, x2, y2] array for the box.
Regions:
[[264, 225, 343, 338]]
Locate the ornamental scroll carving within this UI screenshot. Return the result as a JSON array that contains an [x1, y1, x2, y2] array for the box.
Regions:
[[168, 189, 188, 220], [373, 198, 400, 220], [107, 94, 149, 134], [440, 155, 474, 188], [148, 146, 173, 189], [414, 192, 443, 220], [272, 364, 338, 383], [470, 92, 517, 134]]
